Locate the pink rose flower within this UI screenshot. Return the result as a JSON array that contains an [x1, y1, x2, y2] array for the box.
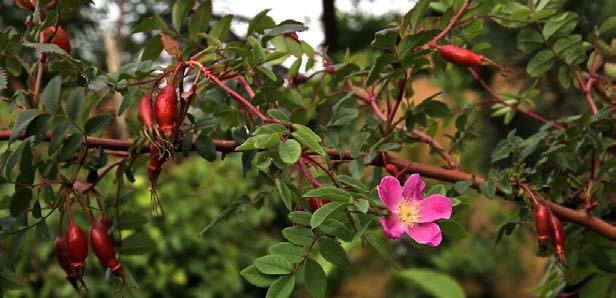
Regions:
[[377, 174, 453, 246]]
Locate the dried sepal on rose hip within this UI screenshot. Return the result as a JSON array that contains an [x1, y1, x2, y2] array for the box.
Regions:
[[147, 145, 169, 215], [436, 44, 507, 74]]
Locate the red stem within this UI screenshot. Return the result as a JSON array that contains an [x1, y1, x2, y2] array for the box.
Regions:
[[187, 61, 271, 122], [468, 68, 565, 130], [429, 0, 473, 46]]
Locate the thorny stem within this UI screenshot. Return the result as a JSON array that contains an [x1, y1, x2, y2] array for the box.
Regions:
[[576, 75, 598, 115], [238, 76, 255, 98], [385, 75, 407, 133], [350, 82, 458, 169], [187, 61, 272, 122], [32, 12, 61, 107], [2, 130, 616, 239], [468, 68, 565, 130]]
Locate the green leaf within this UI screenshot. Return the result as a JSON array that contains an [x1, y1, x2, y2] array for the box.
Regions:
[[85, 114, 113, 134], [66, 87, 84, 121], [276, 179, 295, 211], [10, 109, 41, 143], [0, 266, 27, 289], [197, 32, 222, 47], [254, 255, 293, 275], [210, 15, 233, 41], [248, 9, 275, 36], [367, 54, 396, 85], [495, 222, 516, 245], [172, 0, 194, 31], [118, 86, 138, 116], [363, 232, 392, 264], [241, 265, 278, 288], [195, 133, 217, 161], [516, 28, 543, 53], [279, 139, 302, 164], [416, 97, 450, 118], [35, 219, 50, 241], [266, 275, 295, 298], [479, 180, 496, 198], [57, 133, 82, 161], [304, 258, 327, 298], [199, 196, 250, 236], [269, 242, 306, 263], [439, 220, 468, 239], [402, 0, 430, 33], [18, 141, 34, 184], [599, 16, 616, 35], [288, 211, 311, 226], [10, 188, 32, 217], [132, 15, 167, 34], [189, 1, 212, 40], [303, 187, 351, 202], [40, 76, 62, 112], [292, 124, 325, 156], [350, 132, 370, 158], [0, 66, 7, 90], [542, 13, 577, 40], [526, 50, 555, 77], [265, 24, 308, 36], [282, 226, 314, 247], [141, 35, 163, 61], [558, 66, 572, 89], [397, 269, 465, 298], [553, 35, 584, 64], [121, 233, 157, 255], [23, 42, 68, 56], [371, 27, 398, 49], [118, 212, 149, 230], [257, 66, 278, 81], [310, 202, 346, 228], [318, 237, 349, 267]]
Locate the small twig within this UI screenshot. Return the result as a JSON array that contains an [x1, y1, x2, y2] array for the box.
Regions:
[[469, 68, 565, 130], [429, 0, 473, 45]]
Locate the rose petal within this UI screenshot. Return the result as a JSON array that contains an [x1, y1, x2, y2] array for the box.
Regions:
[[380, 214, 405, 239], [419, 194, 452, 223], [377, 176, 402, 211], [405, 222, 443, 246], [402, 174, 425, 200]]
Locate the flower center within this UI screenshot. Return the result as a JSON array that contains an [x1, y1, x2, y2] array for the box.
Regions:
[[397, 200, 421, 226]]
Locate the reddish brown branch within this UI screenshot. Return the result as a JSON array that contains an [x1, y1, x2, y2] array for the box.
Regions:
[[429, 0, 473, 45], [2, 129, 614, 240], [351, 87, 458, 169], [187, 61, 271, 122], [469, 68, 565, 130]]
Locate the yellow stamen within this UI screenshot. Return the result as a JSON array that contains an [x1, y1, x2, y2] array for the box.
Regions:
[[397, 200, 421, 227]]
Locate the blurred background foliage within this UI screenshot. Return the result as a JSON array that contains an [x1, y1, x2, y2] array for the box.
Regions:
[[0, 0, 614, 297]]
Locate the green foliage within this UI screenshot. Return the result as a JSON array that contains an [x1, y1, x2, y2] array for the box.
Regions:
[[1, 0, 616, 297]]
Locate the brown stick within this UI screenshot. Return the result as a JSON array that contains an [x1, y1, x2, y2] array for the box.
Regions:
[[2, 129, 615, 240]]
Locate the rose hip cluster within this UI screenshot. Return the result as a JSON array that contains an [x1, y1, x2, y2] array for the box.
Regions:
[[534, 203, 566, 263], [55, 213, 122, 290], [138, 80, 179, 215]]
